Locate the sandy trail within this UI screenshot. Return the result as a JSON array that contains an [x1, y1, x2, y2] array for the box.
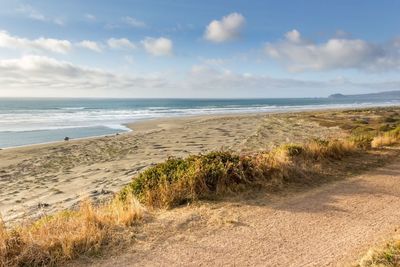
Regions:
[[95, 160, 400, 267]]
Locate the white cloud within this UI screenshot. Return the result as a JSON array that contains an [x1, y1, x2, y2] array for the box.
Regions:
[[0, 30, 71, 54], [105, 16, 146, 30], [265, 29, 400, 72], [204, 13, 245, 43], [107, 38, 136, 50], [285, 29, 302, 43], [33, 38, 70, 53], [16, 4, 64, 25], [0, 55, 167, 96], [186, 65, 400, 97], [186, 65, 319, 93], [199, 57, 227, 67], [53, 18, 64, 26], [141, 37, 173, 56], [85, 13, 96, 21], [122, 16, 146, 28], [77, 40, 102, 52], [0, 55, 399, 98], [16, 4, 45, 21]]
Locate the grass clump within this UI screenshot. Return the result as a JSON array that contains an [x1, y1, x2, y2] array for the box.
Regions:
[[350, 134, 375, 149], [371, 126, 400, 148], [0, 196, 143, 266], [304, 139, 357, 159], [357, 238, 400, 267], [278, 144, 304, 157], [122, 139, 358, 208]]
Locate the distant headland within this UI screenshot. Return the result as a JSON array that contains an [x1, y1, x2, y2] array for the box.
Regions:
[[329, 90, 400, 100]]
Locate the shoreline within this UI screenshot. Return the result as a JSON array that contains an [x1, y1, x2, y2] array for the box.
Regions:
[[2, 103, 400, 150], [0, 130, 131, 151]]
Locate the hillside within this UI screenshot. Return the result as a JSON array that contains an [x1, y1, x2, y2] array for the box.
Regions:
[[329, 90, 400, 100]]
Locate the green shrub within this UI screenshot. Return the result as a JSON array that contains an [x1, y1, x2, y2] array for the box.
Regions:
[[120, 151, 256, 208], [122, 138, 358, 208]]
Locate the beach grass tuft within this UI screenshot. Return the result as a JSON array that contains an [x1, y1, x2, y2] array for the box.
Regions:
[[357, 237, 400, 267], [371, 126, 400, 148], [0, 195, 143, 266]]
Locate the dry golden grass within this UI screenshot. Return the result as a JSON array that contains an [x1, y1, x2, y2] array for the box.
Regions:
[[357, 237, 400, 267], [371, 126, 400, 148], [304, 139, 357, 159], [0, 195, 143, 266], [371, 135, 398, 148]]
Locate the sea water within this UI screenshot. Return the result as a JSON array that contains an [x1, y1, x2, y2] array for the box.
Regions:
[[1, 97, 399, 148]]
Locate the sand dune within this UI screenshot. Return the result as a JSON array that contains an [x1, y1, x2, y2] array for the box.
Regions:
[[0, 112, 344, 223]]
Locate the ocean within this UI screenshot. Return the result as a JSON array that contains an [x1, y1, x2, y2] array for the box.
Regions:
[[1, 97, 399, 148]]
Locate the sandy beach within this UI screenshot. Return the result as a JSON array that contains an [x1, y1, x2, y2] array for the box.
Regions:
[[0, 111, 345, 222]]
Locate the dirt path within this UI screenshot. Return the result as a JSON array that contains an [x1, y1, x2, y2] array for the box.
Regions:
[[93, 160, 400, 267]]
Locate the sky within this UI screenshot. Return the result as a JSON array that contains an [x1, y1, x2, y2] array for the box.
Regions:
[[0, 0, 399, 98]]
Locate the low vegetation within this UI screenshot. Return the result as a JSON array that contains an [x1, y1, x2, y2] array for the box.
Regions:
[[357, 237, 400, 267], [121, 139, 358, 208], [308, 108, 400, 150], [0, 196, 143, 266], [371, 126, 400, 148], [1, 107, 400, 266]]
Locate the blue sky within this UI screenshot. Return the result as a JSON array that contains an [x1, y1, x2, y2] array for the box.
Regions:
[[0, 0, 399, 98]]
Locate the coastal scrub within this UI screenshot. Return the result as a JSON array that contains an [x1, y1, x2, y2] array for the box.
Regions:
[[121, 139, 358, 208]]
